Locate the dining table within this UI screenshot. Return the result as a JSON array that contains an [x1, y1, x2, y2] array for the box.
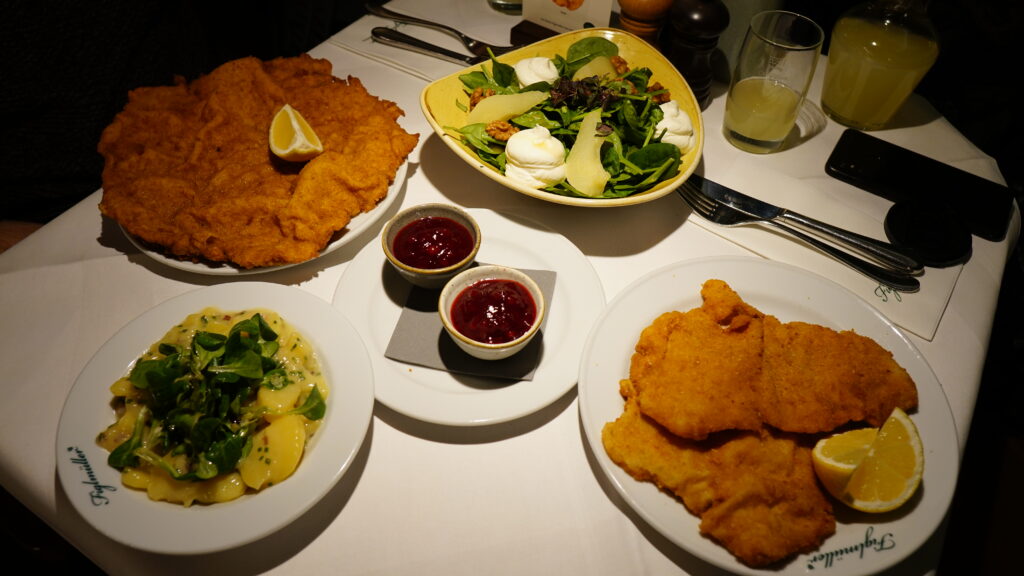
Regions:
[[1, 1, 1019, 575]]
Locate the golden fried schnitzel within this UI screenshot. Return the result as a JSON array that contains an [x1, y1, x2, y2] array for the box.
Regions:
[[602, 380, 836, 568], [98, 55, 418, 269], [628, 279, 917, 439], [602, 279, 919, 565], [627, 280, 765, 440], [760, 316, 920, 433]]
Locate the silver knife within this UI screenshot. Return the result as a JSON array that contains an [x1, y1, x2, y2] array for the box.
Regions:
[[690, 174, 924, 275], [370, 27, 484, 66]]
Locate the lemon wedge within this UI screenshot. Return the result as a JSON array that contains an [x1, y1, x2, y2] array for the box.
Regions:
[[269, 104, 323, 162], [813, 407, 924, 513], [812, 427, 877, 500]]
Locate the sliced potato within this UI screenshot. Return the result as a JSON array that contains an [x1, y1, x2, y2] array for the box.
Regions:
[[109, 376, 134, 397], [141, 468, 246, 506], [121, 467, 151, 490], [238, 414, 307, 490], [96, 401, 144, 452], [565, 108, 610, 197], [466, 91, 547, 125], [201, 472, 247, 504], [257, 383, 302, 418]]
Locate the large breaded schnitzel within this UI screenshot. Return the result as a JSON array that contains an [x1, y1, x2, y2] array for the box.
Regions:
[[603, 279, 918, 566], [760, 315, 920, 434], [628, 279, 918, 440], [98, 55, 418, 269], [626, 280, 765, 440], [602, 380, 836, 568]]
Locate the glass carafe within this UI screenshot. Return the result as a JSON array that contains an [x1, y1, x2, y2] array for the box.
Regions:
[[820, 0, 939, 130]]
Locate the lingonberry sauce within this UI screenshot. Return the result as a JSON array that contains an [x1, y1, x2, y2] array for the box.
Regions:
[[450, 278, 537, 344], [392, 216, 474, 269]]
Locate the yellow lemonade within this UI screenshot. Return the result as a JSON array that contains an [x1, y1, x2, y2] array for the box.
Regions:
[[821, 16, 939, 130], [723, 77, 801, 154]]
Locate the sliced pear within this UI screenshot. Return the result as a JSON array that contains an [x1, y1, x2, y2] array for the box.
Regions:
[[572, 56, 617, 81], [565, 108, 610, 197], [465, 91, 547, 125]]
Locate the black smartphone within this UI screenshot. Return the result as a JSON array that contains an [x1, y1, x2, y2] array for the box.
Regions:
[[825, 128, 1013, 243]]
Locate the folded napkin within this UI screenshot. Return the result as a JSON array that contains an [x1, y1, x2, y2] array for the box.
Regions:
[[328, 0, 521, 82], [384, 267, 557, 380], [687, 162, 961, 341]]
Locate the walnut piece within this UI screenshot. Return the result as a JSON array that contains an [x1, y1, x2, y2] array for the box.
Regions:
[[485, 121, 519, 141], [611, 55, 630, 75], [469, 87, 495, 110], [649, 82, 671, 104]]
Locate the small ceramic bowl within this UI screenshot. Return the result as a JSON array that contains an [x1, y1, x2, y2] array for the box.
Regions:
[[438, 265, 545, 361], [382, 203, 481, 290]]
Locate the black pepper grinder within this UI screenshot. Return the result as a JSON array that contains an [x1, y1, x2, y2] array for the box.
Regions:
[[663, 0, 730, 110]]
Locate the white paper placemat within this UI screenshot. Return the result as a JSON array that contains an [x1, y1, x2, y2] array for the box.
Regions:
[[328, 0, 522, 82], [685, 164, 962, 341]]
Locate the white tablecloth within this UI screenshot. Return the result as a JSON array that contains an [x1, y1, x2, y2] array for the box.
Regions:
[[0, 2, 1018, 574]]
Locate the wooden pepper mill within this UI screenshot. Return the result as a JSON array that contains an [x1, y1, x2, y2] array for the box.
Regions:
[[617, 0, 675, 47], [663, 0, 730, 109]]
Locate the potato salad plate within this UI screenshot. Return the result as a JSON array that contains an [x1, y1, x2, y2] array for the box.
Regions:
[[55, 282, 374, 554], [577, 256, 959, 575]]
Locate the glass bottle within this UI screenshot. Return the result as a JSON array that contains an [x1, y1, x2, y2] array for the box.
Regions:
[[820, 0, 939, 130]]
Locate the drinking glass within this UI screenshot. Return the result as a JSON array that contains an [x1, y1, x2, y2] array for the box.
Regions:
[[722, 10, 823, 153]]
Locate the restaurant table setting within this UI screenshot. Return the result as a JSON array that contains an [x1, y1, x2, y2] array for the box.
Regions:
[[0, 0, 1019, 574]]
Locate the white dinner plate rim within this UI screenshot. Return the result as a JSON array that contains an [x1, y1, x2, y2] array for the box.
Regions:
[[55, 282, 375, 554], [332, 208, 605, 426], [122, 163, 408, 275], [577, 256, 960, 575]]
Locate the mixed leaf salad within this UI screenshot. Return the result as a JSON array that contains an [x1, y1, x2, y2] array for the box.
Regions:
[[454, 37, 688, 199], [104, 313, 325, 482]]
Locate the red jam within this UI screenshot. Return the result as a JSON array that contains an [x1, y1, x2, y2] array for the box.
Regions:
[[451, 278, 537, 344], [392, 216, 474, 270]]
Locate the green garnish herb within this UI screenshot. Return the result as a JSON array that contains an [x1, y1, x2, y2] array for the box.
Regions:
[[107, 313, 326, 481]]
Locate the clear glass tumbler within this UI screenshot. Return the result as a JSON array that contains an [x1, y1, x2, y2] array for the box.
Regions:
[[722, 10, 823, 154]]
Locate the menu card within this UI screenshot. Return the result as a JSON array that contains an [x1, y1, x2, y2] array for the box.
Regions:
[[522, 0, 614, 34]]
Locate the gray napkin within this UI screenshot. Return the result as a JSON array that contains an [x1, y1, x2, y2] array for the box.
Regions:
[[384, 267, 557, 381]]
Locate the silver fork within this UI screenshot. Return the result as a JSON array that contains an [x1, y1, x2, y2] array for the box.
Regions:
[[365, 2, 519, 59], [678, 181, 921, 292]]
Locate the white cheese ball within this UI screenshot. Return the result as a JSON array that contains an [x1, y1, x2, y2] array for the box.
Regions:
[[655, 100, 695, 152], [504, 126, 566, 188], [514, 57, 559, 87]]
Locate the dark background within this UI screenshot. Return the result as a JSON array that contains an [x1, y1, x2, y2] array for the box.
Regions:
[[1, 0, 368, 223], [1, 1, 1020, 572]]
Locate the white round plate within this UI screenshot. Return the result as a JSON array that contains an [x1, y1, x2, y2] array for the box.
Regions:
[[578, 256, 959, 575], [333, 208, 605, 426], [55, 282, 375, 554], [123, 163, 408, 275]]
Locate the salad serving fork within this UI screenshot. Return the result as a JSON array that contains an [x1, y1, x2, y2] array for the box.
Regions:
[[677, 179, 922, 292], [366, 2, 520, 62]]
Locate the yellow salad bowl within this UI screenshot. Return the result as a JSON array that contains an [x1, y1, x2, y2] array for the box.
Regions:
[[420, 27, 704, 208]]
